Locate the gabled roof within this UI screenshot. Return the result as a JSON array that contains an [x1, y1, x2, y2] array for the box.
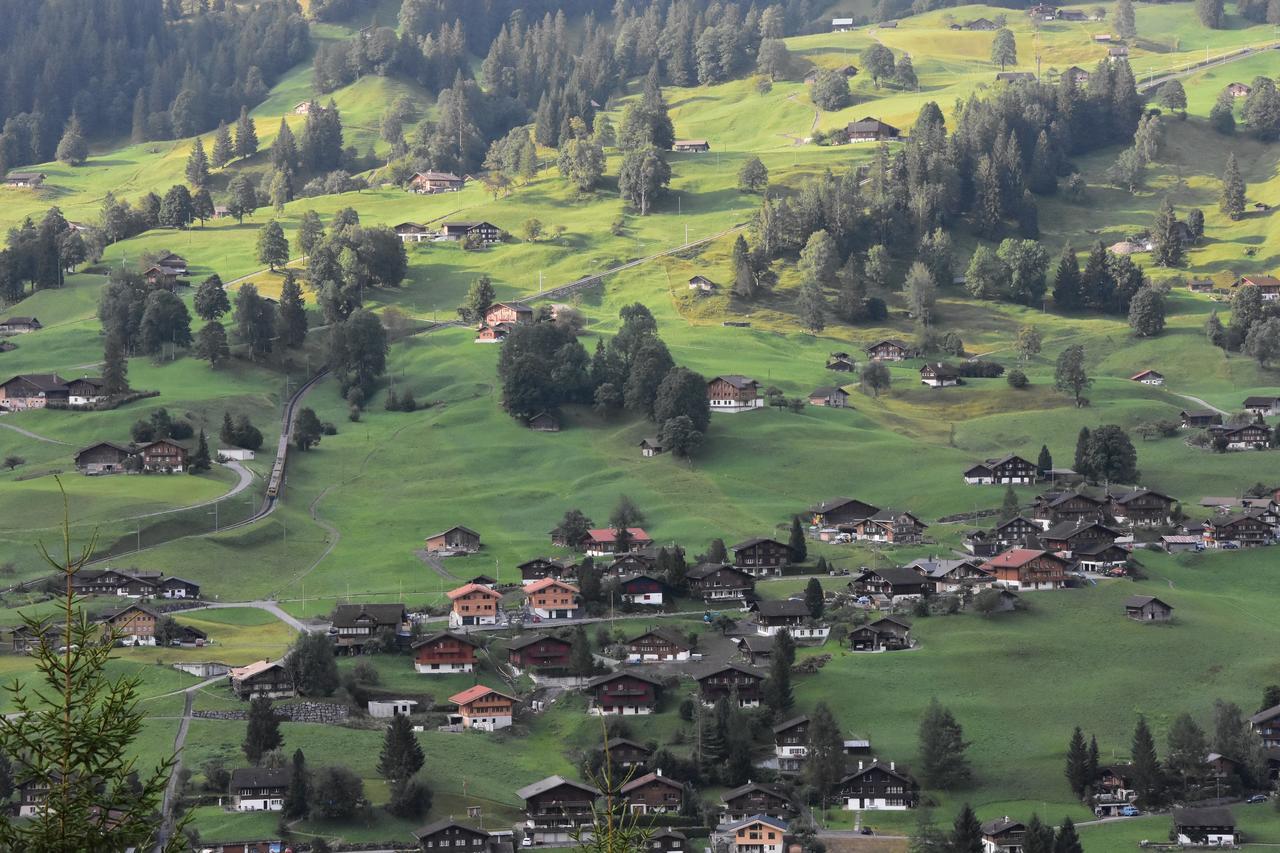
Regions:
[[731, 537, 789, 551], [74, 440, 135, 458], [868, 615, 912, 631], [1250, 703, 1280, 725], [1130, 369, 1163, 381], [524, 577, 580, 595], [809, 496, 879, 516], [447, 582, 503, 600], [694, 661, 765, 682], [1039, 491, 1104, 508], [838, 759, 914, 785], [857, 566, 926, 586], [448, 684, 514, 706], [605, 736, 652, 753], [982, 818, 1025, 836], [414, 170, 463, 181], [983, 548, 1063, 569], [229, 767, 291, 791], [414, 819, 490, 841], [586, 669, 663, 689], [515, 775, 600, 800], [626, 626, 691, 649], [507, 631, 571, 650], [587, 527, 651, 543], [687, 562, 752, 580], [994, 515, 1037, 533], [331, 603, 406, 628], [772, 714, 810, 734], [1109, 488, 1175, 506], [427, 524, 481, 539], [865, 338, 911, 350], [1043, 519, 1120, 540], [710, 374, 758, 389], [1172, 806, 1235, 828], [1243, 395, 1280, 406], [621, 771, 683, 794], [104, 603, 162, 622], [721, 815, 789, 832], [722, 782, 791, 804], [1, 373, 67, 391], [1124, 595, 1171, 609], [750, 598, 811, 618], [229, 659, 284, 680], [412, 630, 481, 649], [809, 386, 849, 397]]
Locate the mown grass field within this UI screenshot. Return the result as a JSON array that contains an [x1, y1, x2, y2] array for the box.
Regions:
[[1, 0, 1279, 845]]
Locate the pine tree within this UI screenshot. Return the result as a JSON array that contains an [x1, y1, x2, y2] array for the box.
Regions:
[[1065, 726, 1089, 798], [805, 577, 825, 618], [235, 105, 259, 159], [103, 334, 129, 395], [273, 119, 299, 172], [788, 516, 807, 562], [804, 702, 845, 807], [1052, 244, 1082, 310], [278, 271, 308, 348], [377, 713, 426, 785], [798, 280, 827, 333], [282, 749, 309, 819], [763, 645, 793, 713], [569, 626, 594, 676], [1037, 445, 1053, 474], [774, 629, 796, 668], [1115, 0, 1138, 38], [189, 428, 211, 474], [999, 485, 1020, 521], [1054, 817, 1083, 853], [1087, 735, 1100, 791], [950, 804, 983, 853], [918, 698, 972, 788], [1220, 152, 1246, 220], [1151, 197, 1184, 266], [1024, 815, 1054, 853], [1131, 715, 1163, 807], [243, 697, 283, 764], [211, 120, 234, 167], [221, 412, 236, 445], [186, 138, 211, 189], [1074, 427, 1092, 479]]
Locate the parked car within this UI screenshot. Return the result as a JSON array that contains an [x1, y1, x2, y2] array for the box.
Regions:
[[1120, 806, 1141, 816], [1247, 794, 1269, 804]]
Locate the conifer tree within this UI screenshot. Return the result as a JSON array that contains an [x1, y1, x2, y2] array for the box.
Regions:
[[272, 119, 299, 172], [569, 625, 594, 676], [919, 699, 972, 788], [763, 645, 793, 714], [950, 804, 983, 853], [282, 749, 309, 819], [234, 105, 259, 159], [103, 334, 129, 395], [1220, 152, 1246, 220], [255, 220, 289, 271], [1037, 445, 1053, 474], [1054, 817, 1083, 853], [278, 271, 308, 348], [243, 697, 283, 764], [1023, 815, 1054, 853], [804, 702, 845, 808], [999, 485, 1020, 521], [788, 516, 807, 562], [186, 138, 211, 189], [56, 113, 88, 166], [377, 713, 426, 785], [805, 577, 825, 618], [1151, 197, 1184, 266], [1065, 726, 1089, 798], [211, 120, 234, 167], [1052, 244, 1082, 310], [1074, 427, 1092, 479], [189, 428, 211, 474], [1131, 715, 1163, 807]]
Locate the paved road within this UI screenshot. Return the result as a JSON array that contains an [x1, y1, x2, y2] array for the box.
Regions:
[[131, 460, 255, 520], [1137, 41, 1280, 93], [1173, 393, 1228, 417], [0, 419, 72, 445], [190, 600, 315, 633]]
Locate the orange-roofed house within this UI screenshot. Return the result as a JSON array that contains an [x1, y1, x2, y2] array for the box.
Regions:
[[447, 583, 503, 628], [584, 527, 653, 556], [525, 578, 580, 620], [981, 548, 1072, 590], [448, 685, 515, 731]]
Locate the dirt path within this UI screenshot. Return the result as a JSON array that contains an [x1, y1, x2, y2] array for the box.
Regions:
[[0, 419, 72, 445], [1172, 393, 1228, 416]]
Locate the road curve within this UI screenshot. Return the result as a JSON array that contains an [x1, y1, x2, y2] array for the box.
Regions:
[[1172, 393, 1228, 417], [0, 419, 73, 445]]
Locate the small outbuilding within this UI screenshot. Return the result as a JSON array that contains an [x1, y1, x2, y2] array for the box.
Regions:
[[1124, 595, 1173, 622]]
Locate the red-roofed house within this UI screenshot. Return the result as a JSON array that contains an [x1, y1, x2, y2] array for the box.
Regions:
[[982, 549, 1072, 590], [525, 578, 580, 620], [584, 527, 653, 556], [448, 685, 515, 731], [447, 583, 503, 627]]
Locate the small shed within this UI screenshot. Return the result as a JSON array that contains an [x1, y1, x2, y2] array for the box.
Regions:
[[528, 412, 561, 432], [368, 699, 419, 718], [425, 525, 482, 554], [688, 275, 718, 293], [639, 438, 665, 457], [1124, 595, 1173, 622]]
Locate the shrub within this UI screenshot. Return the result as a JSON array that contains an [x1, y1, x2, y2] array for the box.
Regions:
[[957, 360, 1006, 378], [1007, 369, 1029, 388]]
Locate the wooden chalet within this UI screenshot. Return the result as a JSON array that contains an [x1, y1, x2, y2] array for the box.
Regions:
[[707, 375, 763, 412], [426, 525, 482, 554], [447, 582, 503, 627], [586, 670, 663, 715], [519, 557, 578, 583], [1202, 510, 1272, 547], [448, 685, 515, 731], [1031, 491, 1106, 528], [0, 316, 41, 334], [101, 603, 160, 645], [1243, 395, 1280, 417], [808, 386, 850, 408], [1041, 519, 1120, 553], [982, 548, 1072, 590], [524, 577, 579, 619], [1227, 81, 1252, 97], [721, 782, 794, 821], [963, 454, 1038, 485], [981, 818, 1026, 853], [483, 302, 534, 327], [648, 829, 686, 853], [138, 439, 187, 473], [1073, 542, 1130, 572], [1172, 807, 1237, 847], [688, 275, 717, 293], [330, 603, 406, 652], [1238, 274, 1280, 300], [1210, 421, 1271, 450], [605, 737, 653, 767], [864, 338, 914, 361], [143, 265, 181, 288], [695, 662, 764, 707], [854, 509, 927, 544], [838, 760, 917, 810], [1130, 369, 1164, 386], [409, 171, 465, 193], [1065, 65, 1091, 83], [625, 627, 693, 662], [672, 140, 710, 152], [3, 171, 46, 188], [618, 573, 667, 606], [1124, 595, 1172, 622], [639, 437, 665, 457], [846, 117, 900, 143], [1106, 488, 1176, 526], [584, 527, 652, 556], [516, 776, 600, 844], [773, 715, 810, 773], [412, 631, 480, 674], [809, 496, 880, 528], [229, 660, 294, 700], [9, 624, 62, 654], [1180, 409, 1223, 429], [413, 819, 507, 853], [621, 771, 684, 813], [730, 537, 792, 576], [851, 567, 929, 600], [507, 632, 573, 673], [903, 557, 992, 593], [920, 362, 960, 387], [686, 563, 755, 602], [737, 634, 775, 666], [0, 373, 69, 411], [440, 221, 500, 243], [393, 222, 433, 243], [527, 411, 561, 432], [1250, 704, 1280, 748], [965, 17, 997, 29], [64, 376, 107, 406], [749, 599, 828, 642], [848, 615, 912, 651], [74, 441, 136, 475], [230, 766, 290, 812], [826, 352, 856, 372]]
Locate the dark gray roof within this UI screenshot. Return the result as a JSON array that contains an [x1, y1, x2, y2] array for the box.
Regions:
[[1043, 519, 1119, 540], [693, 661, 765, 681], [229, 767, 291, 791], [412, 630, 480, 649], [1249, 704, 1280, 725], [713, 374, 758, 389], [722, 782, 791, 803], [731, 537, 788, 551], [1172, 807, 1235, 828], [506, 632, 570, 650], [772, 714, 810, 734], [982, 818, 1025, 836], [687, 562, 748, 580], [751, 599, 811, 618], [1, 373, 67, 391], [414, 819, 490, 840], [626, 626, 691, 648], [515, 775, 600, 800], [331, 603, 406, 629], [587, 670, 664, 688], [858, 566, 927, 586]]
